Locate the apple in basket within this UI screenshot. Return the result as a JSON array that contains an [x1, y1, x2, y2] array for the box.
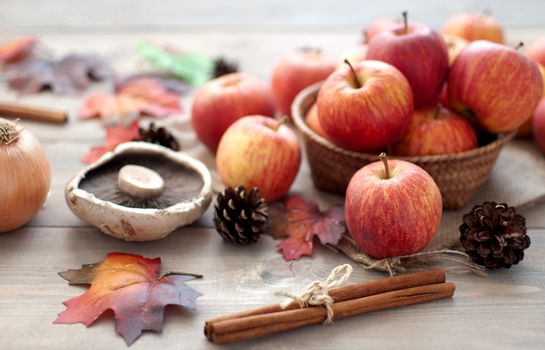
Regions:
[[527, 36, 545, 67], [337, 44, 368, 68], [271, 47, 336, 118], [366, 12, 449, 108], [448, 40, 544, 133], [365, 17, 399, 43], [345, 153, 442, 259], [442, 34, 468, 66], [533, 98, 545, 155], [442, 12, 504, 44], [305, 103, 328, 139], [216, 116, 301, 202], [392, 106, 478, 156], [317, 59, 413, 152], [191, 73, 275, 152], [517, 64, 545, 137]]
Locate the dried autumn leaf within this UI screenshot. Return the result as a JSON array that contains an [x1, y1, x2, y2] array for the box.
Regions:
[[0, 36, 36, 65], [8, 54, 110, 95], [274, 195, 346, 261], [55, 252, 202, 345], [79, 77, 184, 121], [82, 120, 141, 164]]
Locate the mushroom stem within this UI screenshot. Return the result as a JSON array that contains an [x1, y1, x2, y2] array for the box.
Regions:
[[118, 165, 165, 199]]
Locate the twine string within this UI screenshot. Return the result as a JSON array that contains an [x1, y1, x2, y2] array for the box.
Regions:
[[274, 264, 353, 324], [332, 236, 487, 276]]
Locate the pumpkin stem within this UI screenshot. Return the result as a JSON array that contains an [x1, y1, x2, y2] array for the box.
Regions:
[[0, 119, 20, 145]]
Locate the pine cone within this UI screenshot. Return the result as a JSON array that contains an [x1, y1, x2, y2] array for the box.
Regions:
[[460, 201, 530, 269], [137, 122, 180, 151], [213, 186, 268, 244], [212, 57, 239, 79]]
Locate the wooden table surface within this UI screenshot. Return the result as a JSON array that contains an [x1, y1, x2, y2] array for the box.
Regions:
[[1, 1, 545, 349]]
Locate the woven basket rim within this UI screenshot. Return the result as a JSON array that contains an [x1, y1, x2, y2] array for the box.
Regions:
[[292, 82, 517, 164]]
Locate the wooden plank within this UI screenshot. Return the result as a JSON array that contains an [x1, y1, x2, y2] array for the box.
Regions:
[[1, 0, 545, 30], [0, 226, 543, 349]]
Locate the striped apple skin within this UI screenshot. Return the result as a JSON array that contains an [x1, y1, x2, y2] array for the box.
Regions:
[[216, 115, 301, 202], [392, 107, 477, 156], [191, 73, 275, 153], [317, 60, 413, 152], [366, 23, 449, 108], [271, 49, 337, 118], [448, 40, 544, 133], [442, 13, 504, 44], [345, 159, 442, 259]]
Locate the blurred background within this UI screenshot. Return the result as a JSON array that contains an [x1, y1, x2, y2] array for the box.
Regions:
[[1, 0, 544, 32]]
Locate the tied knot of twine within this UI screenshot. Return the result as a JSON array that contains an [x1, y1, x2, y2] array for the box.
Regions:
[[274, 264, 353, 325]]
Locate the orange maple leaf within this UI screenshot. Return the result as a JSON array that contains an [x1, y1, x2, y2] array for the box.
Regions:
[[0, 36, 36, 65], [54, 252, 202, 345], [78, 77, 183, 122]]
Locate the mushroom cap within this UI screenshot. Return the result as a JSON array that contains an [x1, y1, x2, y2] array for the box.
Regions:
[[65, 142, 212, 241]]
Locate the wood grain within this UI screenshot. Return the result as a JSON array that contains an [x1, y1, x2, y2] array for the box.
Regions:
[[0, 227, 544, 349]]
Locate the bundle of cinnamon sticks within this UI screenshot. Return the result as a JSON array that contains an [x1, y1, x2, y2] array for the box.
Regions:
[[205, 269, 455, 345]]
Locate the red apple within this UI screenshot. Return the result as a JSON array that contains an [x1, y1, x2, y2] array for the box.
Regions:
[[532, 97, 545, 154], [438, 82, 451, 109], [365, 18, 399, 43], [216, 116, 301, 201], [393, 106, 477, 156], [345, 153, 442, 258], [443, 12, 504, 44], [317, 60, 413, 151], [366, 13, 449, 108], [271, 48, 336, 118], [442, 34, 468, 65], [337, 44, 367, 68], [448, 40, 544, 133], [305, 103, 328, 139], [191, 73, 275, 152], [518, 64, 545, 137], [527, 37, 545, 67], [533, 98, 545, 155]]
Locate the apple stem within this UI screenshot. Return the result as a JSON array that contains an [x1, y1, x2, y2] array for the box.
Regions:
[[481, 8, 492, 19], [362, 30, 369, 44], [515, 42, 524, 50], [273, 116, 289, 131], [344, 59, 362, 89], [434, 104, 441, 119], [402, 11, 408, 34], [379, 152, 391, 179]]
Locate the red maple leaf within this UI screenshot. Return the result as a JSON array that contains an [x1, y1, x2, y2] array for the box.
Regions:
[[81, 120, 141, 164], [54, 252, 202, 345], [274, 195, 346, 261]]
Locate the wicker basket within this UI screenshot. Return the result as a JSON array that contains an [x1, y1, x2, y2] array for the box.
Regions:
[[292, 82, 516, 210]]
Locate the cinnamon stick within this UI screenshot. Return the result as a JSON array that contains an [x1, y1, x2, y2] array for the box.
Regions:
[[211, 282, 455, 344], [0, 101, 68, 124], [205, 268, 445, 338]]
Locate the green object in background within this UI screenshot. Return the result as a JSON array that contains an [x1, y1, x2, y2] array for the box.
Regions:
[[138, 43, 214, 86]]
